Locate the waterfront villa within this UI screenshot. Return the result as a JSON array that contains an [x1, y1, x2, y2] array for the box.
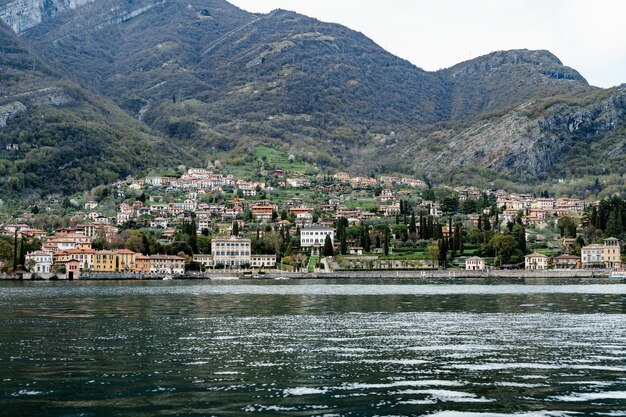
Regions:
[[553, 254, 581, 269], [525, 253, 548, 270], [300, 225, 334, 248], [465, 256, 486, 271], [211, 236, 252, 267], [582, 238, 622, 269]]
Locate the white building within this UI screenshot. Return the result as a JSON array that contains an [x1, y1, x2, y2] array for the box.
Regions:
[[525, 253, 548, 270], [250, 255, 277, 268], [465, 256, 485, 271], [300, 225, 334, 248], [192, 253, 214, 269], [582, 238, 622, 269], [25, 251, 53, 273], [149, 255, 185, 274], [212, 236, 252, 267]]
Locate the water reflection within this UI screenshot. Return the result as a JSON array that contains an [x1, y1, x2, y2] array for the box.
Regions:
[[0, 281, 625, 416]]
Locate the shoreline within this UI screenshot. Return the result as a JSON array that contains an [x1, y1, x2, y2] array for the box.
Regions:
[[1, 269, 621, 281]]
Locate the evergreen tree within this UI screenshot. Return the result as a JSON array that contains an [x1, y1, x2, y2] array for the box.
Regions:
[[483, 214, 491, 231], [409, 213, 417, 240], [511, 223, 527, 255], [438, 239, 447, 269], [142, 235, 151, 255], [19, 238, 25, 269], [383, 228, 389, 256], [232, 221, 239, 236], [363, 227, 371, 252], [13, 231, 18, 271], [189, 219, 198, 253], [605, 209, 621, 238], [323, 234, 334, 256]]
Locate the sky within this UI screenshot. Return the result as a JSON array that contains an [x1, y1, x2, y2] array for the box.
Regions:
[[229, 0, 626, 88]]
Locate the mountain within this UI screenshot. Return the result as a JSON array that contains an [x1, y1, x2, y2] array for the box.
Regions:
[[384, 87, 626, 184], [438, 49, 592, 120], [0, 0, 624, 194], [0, 21, 190, 202]]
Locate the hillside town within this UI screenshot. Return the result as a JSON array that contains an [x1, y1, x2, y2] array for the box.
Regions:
[[1, 160, 624, 279]]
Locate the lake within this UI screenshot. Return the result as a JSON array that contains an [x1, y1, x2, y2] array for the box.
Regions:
[[0, 279, 625, 416]]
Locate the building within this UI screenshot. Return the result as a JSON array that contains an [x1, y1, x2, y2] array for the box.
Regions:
[[348, 247, 363, 256], [192, 253, 214, 269], [149, 255, 185, 274], [250, 255, 277, 268], [115, 249, 136, 272], [465, 256, 486, 271], [135, 254, 151, 272], [603, 237, 622, 269], [581, 244, 606, 268], [553, 254, 581, 269], [300, 225, 334, 248], [94, 251, 117, 271], [581, 238, 621, 269], [289, 207, 314, 220], [525, 253, 548, 270], [211, 236, 252, 267], [25, 251, 53, 273], [252, 205, 275, 220], [65, 249, 95, 271]]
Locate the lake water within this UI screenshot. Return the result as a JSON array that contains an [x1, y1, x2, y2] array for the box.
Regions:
[[1, 279, 625, 417]]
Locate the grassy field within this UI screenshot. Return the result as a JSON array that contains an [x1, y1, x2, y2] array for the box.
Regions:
[[255, 145, 310, 174], [307, 255, 320, 273]]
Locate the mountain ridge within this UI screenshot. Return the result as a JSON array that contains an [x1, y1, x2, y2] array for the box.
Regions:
[[0, 0, 624, 198], [0, 20, 193, 201]]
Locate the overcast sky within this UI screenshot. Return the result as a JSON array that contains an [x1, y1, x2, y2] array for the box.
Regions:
[[229, 0, 626, 88]]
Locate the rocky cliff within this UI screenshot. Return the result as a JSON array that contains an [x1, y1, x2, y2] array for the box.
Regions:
[[0, 0, 95, 33]]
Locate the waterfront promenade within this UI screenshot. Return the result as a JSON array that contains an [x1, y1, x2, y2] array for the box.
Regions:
[[1, 269, 615, 281]]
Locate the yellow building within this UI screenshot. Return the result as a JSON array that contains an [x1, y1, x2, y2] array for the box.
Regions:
[[94, 251, 117, 271], [114, 249, 136, 272], [603, 237, 622, 269]]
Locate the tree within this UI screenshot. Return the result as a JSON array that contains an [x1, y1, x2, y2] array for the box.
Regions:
[[438, 238, 448, 268], [125, 231, 144, 253], [0, 240, 12, 263], [605, 209, 622, 238], [511, 223, 527, 255], [557, 216, 576, 237], [460, 199, 478, 215], [426, 243, 440, 269], [409, 213, 417, 241], [441, 196, 459, 214], [323, 234, 334, 256], [12, 231, 18, 271], [25, 258, 36, 272], [488, 234, 516, 265], [383, 228, 389, 256], [232, 221, 239, 237], [363, 227, 372, 253]]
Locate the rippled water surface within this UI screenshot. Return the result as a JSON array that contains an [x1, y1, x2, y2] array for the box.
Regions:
[[1, 279, 625, 417]]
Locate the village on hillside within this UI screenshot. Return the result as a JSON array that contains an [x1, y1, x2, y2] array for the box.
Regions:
[[1, 149, 624, 279]]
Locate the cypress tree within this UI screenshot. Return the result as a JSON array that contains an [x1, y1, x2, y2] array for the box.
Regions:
[[19, 238, 25, 269], [232, 221, 239, 236], [13, 231, 18, 271], [364, 227, 371, 252], [383, 228, 389, 256], [323, 234, 334, 256], [409, 213, 417, 237]]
